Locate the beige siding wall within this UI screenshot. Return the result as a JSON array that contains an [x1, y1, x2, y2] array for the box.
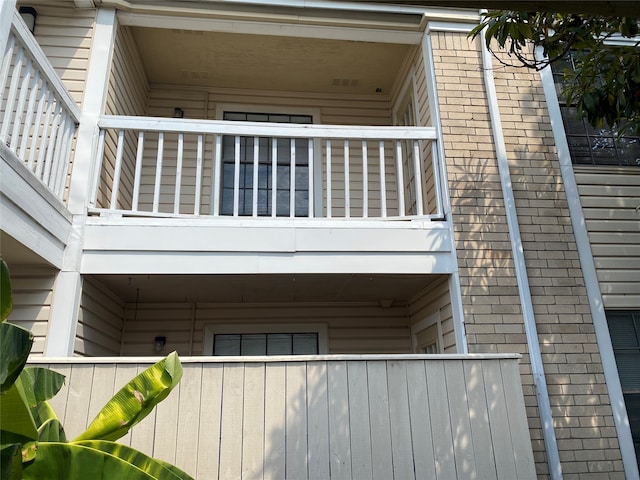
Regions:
[[5, 267, 57, 355], [574, 167, 640, 309], [74, 277, 124, 356], [98, 25, 150, 209], [23, 2, 95, 106], [120, 302, 411, 356], [408, 276, 456, 353], [432, 31, 624, 479]]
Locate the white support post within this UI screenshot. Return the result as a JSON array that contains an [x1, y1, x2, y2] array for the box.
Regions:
[[46, 8, 117, 357], [194, 134, 203, 215], [0, 0, 17, 65], [66, 8, 117, 213]]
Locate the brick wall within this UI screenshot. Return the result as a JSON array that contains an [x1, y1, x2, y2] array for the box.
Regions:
[[430, 30, 625, 479]]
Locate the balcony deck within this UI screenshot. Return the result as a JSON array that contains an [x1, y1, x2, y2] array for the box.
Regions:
[[32, 354, 536, 480]]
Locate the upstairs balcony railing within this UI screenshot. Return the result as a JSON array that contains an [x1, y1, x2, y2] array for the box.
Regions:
[[92, 115, 445, 221], [0, 11, 80, 201]]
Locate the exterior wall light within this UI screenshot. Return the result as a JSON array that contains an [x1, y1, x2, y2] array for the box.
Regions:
[[154, 336, 166, 352], [173, 107, 184, 118], [19, 7, 37, 34]]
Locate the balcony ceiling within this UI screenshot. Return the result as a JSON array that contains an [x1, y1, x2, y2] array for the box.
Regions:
[[95, 273, 443, 305], [131, 27, 412, 95]]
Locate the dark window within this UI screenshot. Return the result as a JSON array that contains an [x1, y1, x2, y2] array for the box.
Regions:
[[607, 310, 640, 466], [212, 332, 318, 356], [552, 56, 639, 167], [221, 112, 313, 216]]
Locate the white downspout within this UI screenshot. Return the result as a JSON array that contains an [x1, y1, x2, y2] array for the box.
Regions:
[[480, 33, 563, 479], [538, 58, 640, 479]]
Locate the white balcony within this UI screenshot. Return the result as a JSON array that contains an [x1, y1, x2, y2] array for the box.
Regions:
[[91, 115, 444, 221]]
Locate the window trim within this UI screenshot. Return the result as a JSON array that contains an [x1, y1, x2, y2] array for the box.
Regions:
[[203, 323, 329, 356]]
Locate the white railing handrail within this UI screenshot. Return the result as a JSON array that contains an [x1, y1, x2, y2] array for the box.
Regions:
[[29, 353, 522, 364], [10, 11, 80, 123], [98, 115, 437, 140]]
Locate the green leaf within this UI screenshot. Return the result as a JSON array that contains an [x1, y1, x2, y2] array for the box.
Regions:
[[21, 442, 157, 480], [0, 443, 22, 480], [74, 352, 183, 442], [1, 260, 12, 322], [0, 323, 33, 393], [0, 382, 38, 443], [74, 441, 194, 480], [37, 418, 66, 443], [32, 400, 65, 438], [20, 367, 65, 404]]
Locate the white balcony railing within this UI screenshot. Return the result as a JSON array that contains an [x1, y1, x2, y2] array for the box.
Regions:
[[92, 115, 445, 221], [0, 11, 80, 200]]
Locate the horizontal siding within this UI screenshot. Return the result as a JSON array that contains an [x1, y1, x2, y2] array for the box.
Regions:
[[574, 167, 640, 309], [98, 25, 150, 209], [409, 276, 456, 353], [28, 4, 95, 106], [75, 277, 125, 356], [120, 302, 411, 356], [5, 266, 57, 355], [41, 357, 536, 480]]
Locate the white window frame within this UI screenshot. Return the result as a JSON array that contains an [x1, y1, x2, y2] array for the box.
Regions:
[[203, 323, 329, 355]]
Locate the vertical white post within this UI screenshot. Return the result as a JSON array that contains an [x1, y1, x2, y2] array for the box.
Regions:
[[0, 44, 23, 142], [343, 139, 350, 218], [362, 140, 368, 218], [252, 136, 259, 217], [308, 139, 314, 218], [412, 140, 423, 216], [212, 134, 221, 216], [10, 57, 32, 148], [0, 0, 17, 68], [66, 8, 117, 213], [290, 138, 296, 218], [326, 139, 332, 218], [271, 139, 277, 217], [233, 135, 240, 216], [46, 8, 118, 357], [110, 129, 125, 209], [395, 140, 405, 217], [132, 131, 144, 211], [378, 141, 387, 218], [19, 70, 40, 159], [152, 132, 164, 213], [174, 133, 184, 214], [194, 134, 203, 215]]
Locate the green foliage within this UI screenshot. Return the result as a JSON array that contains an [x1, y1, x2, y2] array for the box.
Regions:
[[0, 259, 193, 480], [75, 352, 183, 442], [470, 11, 640, 136]]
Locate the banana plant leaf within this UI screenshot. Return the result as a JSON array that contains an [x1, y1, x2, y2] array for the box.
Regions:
[[74, 352, 182, 442], [21, 442, 158, 480], [0, 443, 22, 480], [0, 380, 38, 443], [37, 418, 66, 442], [74, 441, 194, 480], [0, 322, 33, 393], [21, 367, 65, 404], [1, 259, 12, 322]]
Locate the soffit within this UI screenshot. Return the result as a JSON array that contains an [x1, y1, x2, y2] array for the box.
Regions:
[[95, 273, 442, 304], [131, 27, 411, 95]]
